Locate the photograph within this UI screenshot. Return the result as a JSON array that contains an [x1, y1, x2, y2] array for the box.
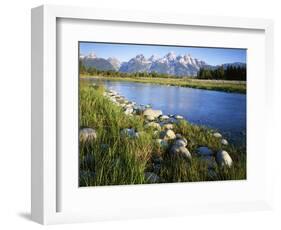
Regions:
[[78, 42, 247, 187]]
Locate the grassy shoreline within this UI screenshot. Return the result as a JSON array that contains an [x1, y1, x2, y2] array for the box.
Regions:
[[79, 84, 246, 186], [81, 74, 246, 94]]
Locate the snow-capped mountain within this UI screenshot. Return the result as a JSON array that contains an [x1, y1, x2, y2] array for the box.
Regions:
[[107, 57, 121, 70], [120, 52, 209, 76], [119, 54, 152, 73], [80, 53, 117, 71], [80, 52, 245, 77]]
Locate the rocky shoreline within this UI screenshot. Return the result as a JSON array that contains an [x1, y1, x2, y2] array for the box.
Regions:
[[80, 85, 234, 183]]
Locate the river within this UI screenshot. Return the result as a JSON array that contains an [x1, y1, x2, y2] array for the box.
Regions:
[[86, 79, 246, 145]]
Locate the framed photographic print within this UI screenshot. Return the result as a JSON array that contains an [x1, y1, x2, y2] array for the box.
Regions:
[[31, 5, 274, 225]]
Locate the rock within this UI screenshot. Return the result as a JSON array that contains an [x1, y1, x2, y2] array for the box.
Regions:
[[162, 123, 174, 130], [174, 138, 187, 147], [221, 139, 228, 145], [124, 103, 133, 109], [155, 139, 169, 149], [168, 117, 178, 124], [153, 156, 163, 164], [109, 97, 117, 103], [145, 115, 155, 121], [145, 104, 152, 108], [213, 132, 222, 138], [117, 98, 126, 104], [145, 122, 161, 130], [153, 164, 161, 174], [135, 106, 145, 115], [197, 146, 213, 156], [124, 107, 134, 115], [175, 115, 184, 120], [176, 134, 187, 142], [176, 133, 183, 139], [133, 131, 145, 139], [145, 172, 160, 183], [108, 90, 118, 96], [80, 128, 97, 142], [120, 128, 136, 138], [169, 145, 192, 161], [143, 108, 162, 118], [160, 129, 176, 140], [159, 115, 169, 121], [216, 150, 233, 168]]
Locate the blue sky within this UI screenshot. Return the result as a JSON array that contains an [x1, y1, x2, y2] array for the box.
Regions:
[[79, 42, 246, 65]]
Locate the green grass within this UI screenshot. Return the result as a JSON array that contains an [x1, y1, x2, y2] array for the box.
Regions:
[[79, 83, 246, 186], [81, 75, 246, 94]]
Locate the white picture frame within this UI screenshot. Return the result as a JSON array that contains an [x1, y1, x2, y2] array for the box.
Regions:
[[31, 4, 274, 225]]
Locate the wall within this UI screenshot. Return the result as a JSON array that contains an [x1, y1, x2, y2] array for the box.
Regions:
[[0, 0, 280, 229]]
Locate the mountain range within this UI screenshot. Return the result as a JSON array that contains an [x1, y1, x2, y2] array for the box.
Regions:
[[80, 52, 246, 77]]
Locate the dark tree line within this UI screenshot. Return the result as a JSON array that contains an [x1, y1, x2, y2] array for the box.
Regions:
[[197, 65, 246, 81], [80, 61, 246, 81], [80, 61, 176, 79]]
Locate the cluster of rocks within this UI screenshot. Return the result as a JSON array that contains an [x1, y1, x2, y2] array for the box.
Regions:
[[169, 134, 191, 161], [104, 89, 185, 124], [103, 89, 137, 116]]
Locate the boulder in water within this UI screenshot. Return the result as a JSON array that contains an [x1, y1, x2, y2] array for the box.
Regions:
[[213, 132, 222, 138], [159, 115, 169, 121], [175, 115, 184, 120], [143, 108, 162, 118], [221, 139, 228, 145]]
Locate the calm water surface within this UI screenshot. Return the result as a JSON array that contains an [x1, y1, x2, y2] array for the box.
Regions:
[[87, 79, 246, 145]]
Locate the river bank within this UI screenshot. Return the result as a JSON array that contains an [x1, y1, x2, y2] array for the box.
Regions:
[[80, 75, 246, 94], [79, 83, 246, 186]]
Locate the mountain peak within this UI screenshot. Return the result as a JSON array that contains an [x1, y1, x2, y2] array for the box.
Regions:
[[135, 54, 146, 60], [148, 54, 158, 62], [165, 52, 177, 61], [87, 52, 97, 59], [107, 57, 121, 69]]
